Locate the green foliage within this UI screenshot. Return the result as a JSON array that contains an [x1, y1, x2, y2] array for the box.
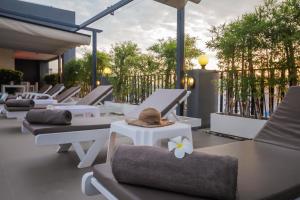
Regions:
[[208, 0, 299, 118], [63, 51, 112, 96], [63, 35, 201, 101], [63, 59, 84, 88], [0, 69, 23, 86], [44, 74, 59, 86]]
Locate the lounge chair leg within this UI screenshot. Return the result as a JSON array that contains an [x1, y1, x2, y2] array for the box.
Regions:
[[77, 139, 106, 168], [72, 142, 86, 161], [57, 143, 72, 153]]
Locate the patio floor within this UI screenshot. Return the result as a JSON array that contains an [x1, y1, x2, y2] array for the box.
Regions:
[[0, 117, 237, 200]]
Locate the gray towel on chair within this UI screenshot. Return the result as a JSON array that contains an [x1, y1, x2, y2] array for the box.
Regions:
[[5, 99, 35, 107], [112, 145, 238, 200], [26, 109, 72, 125]]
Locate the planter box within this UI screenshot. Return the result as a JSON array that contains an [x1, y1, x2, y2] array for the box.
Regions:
[[210, 113, 267, 139]]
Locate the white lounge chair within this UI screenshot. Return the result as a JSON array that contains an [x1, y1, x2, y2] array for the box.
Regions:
[[28, 84, 65, 99], [105, 89, 202, 128], [21, 84, 52, 99], [4, 86, 81, 120], [22, 116, 122, 168], [82, 86, 300, 200]]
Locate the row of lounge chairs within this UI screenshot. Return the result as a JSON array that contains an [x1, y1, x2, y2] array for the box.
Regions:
[[2, 84, 199, 168], [3, 84, 300, 199]]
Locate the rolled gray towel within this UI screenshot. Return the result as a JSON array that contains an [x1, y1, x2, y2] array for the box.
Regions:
[[5, 99, 35, 107], [26, 109, 72, 125], [112, 145, 238, 200]]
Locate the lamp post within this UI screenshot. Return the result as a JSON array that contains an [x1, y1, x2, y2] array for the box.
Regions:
[[154, 0, 201, 115], [198, 54, 209, 69], [103, 67, 112, 76], [99, 67, 112, 86]]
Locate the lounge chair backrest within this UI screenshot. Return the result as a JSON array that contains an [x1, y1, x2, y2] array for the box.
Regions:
[[46, 84, 64, 96], [56, 86, 81, 103], [125, 89, 187, 119], [255, 86, 300, 150], [39, 85, 52, 94], [76, 85, 113, 106]]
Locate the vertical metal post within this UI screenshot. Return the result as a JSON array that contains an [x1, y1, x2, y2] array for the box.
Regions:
[[176, 7, 185, 115], [92, 30, 97, 89], [58, 55, 62, 83]]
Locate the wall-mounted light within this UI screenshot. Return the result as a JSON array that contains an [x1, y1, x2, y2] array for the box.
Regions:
[[187, 77, 195, 88], [198, 54, 209, 70], [182, 74, 195, 89], [96, 80, 101, 86]]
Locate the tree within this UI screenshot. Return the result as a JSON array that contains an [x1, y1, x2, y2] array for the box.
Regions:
[[109, 41, 141, 102], [64, 51, 111, 96], [207, 0, 299, 118], [149, 35, 202, 87]]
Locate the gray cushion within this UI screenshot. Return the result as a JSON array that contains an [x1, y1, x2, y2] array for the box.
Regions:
[[111, 145, 238, 200], [255, 86, 300, 150], [125, 89, 187, 118], [76, 85, 112, 105], [93, 163, 205, 200], [55, 86, 80, 103], [23, 119, 111, 135], [46, 84, 64, 96], [39, 84, 51, 93], [25, 109, 72, 125], [196, 140, 300, 200]]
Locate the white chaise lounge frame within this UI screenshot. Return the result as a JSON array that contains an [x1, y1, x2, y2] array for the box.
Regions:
[[82, 172, 117, 200], [5, 87, 81, 120], [23, 126, 110, 168]]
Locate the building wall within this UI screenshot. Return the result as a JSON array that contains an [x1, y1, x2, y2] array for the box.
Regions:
[[0, 0, 76, 78], [0, 48, 14, 70]]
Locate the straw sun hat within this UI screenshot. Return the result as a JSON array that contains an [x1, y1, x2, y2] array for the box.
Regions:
[[126, 107, 174, 128]]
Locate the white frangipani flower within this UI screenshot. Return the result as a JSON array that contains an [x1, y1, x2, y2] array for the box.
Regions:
[[168, 136, 193, 159]]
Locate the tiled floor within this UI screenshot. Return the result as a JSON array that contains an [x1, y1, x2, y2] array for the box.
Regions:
[[0, 117, 236, 200]]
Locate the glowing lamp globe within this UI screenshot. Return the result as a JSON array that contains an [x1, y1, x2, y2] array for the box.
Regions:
[[198, 54, 209, 69], [103, 67, 112, 76]]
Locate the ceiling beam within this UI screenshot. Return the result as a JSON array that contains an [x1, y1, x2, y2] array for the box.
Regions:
[[78, 0, 133, 30]]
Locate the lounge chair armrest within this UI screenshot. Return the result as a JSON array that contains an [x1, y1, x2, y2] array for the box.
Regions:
[[82, 172, 101, 196]]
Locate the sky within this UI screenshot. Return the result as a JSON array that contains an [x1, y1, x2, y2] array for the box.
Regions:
[[23, 0, 264, 70]]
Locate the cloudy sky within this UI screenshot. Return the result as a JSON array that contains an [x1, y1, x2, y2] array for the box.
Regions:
[[24, 0, 264, 69]]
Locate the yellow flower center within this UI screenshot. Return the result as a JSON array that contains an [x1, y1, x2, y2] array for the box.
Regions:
[[176, 143, 184, 149]]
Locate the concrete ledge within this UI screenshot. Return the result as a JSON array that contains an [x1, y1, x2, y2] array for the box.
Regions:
[[210, 113, 267, 139]]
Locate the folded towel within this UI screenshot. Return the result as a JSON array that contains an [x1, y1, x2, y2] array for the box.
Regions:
[[26, 109, 72, 125], [112, 145, 238, 200], [5, 99, 35, 108]]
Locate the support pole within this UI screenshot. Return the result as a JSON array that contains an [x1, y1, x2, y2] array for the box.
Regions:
[[58, 55, 62, 83], [176, 7, 185, 115], [92, 31, 97, 89]]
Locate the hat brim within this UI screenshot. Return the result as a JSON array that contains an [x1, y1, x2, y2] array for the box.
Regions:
[[125, 118, 174, 128]]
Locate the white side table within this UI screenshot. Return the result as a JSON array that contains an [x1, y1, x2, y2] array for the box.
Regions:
[[107, 120, 193, 159]]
